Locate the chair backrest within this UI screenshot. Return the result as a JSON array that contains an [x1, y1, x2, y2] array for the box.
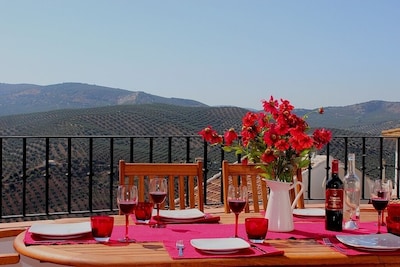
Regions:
[[119, 160, 204, 211], [221, 160, 268, 213], [291, 168, 305, 209], [222, 160, 305, 213]]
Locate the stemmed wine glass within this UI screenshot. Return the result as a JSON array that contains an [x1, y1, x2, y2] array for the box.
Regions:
[[381, 179, 393, 226], [117, 185, 138, 242], [370, 180, 390, 234], [228, 184, 248, 238], [149, 177, 168, 228]]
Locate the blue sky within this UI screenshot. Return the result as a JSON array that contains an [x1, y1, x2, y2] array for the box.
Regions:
[[1, 0, 399, 109]]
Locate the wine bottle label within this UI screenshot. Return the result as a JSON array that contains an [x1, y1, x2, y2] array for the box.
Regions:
[[326, 189, 344, 210]]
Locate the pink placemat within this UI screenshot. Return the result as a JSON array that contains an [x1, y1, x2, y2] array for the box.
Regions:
[[317, 235, 400, 256], [133, 213, 221, 225], [24, 232, 96, 245], [164, 239, 284, 259], [266, 221, 382, 240]]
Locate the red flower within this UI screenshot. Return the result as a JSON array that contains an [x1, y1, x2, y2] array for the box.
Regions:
[[198, 126, 222, 144], [261, 148, 276, 163], [224, 128, 238, 146], [313, 128, 332, 149], [262, 96, 278, 114], [199, 96, 332, 182]]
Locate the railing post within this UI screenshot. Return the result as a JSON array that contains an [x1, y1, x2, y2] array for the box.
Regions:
[[344, 137, 348, 174], [67, 137, 72, 213], [45, 137, 50, 215], [109, 137, 114, 211], [22, 137, 27, 217], [186, 137, 190, 163], [129, 137, 134, 162], [149, 137, 153, 163], [0, 138, 2, 216], [168, 137, 172, 163], [88, 137, 93, 212], [306, 154, 312, 199], [361, 137, 367, 200]]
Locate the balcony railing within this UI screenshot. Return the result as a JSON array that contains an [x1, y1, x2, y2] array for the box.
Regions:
[[1, 135, 399, 221]]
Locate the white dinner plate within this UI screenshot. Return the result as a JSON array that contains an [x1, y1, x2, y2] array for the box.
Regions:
[[293, 208, 325, 217], [200, 249, 240, 255], [336, 233, 400, 251], [190, 237, 250, 253], [155, 209, 205, 220], [29, 222, 91, 239]]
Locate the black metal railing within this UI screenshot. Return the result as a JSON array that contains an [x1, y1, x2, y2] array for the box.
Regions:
[[0, 135, 399, 221]]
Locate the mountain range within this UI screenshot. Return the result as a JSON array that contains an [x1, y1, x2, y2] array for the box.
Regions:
[[0, 82, 206, 117], [1, 82, 400, 136]]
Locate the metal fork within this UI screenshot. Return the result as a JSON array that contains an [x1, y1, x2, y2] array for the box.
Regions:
[[322, 237, 346, 254]]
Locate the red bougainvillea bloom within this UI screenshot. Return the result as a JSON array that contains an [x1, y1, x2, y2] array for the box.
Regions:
[[198, 96, 332, 182], [313, 128, 332, 149], [224, 128, 238, 146], [262, 96, 278, 114], [261, 148, 276, 163], [198, 126, 223, 144]]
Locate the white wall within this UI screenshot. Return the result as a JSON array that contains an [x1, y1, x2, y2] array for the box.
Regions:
[[301, 155, 372, 203]]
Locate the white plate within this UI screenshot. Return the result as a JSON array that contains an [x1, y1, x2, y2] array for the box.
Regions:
[[29, 222, 91, 239], [336, 233, 400, 251], [190, 237, 250, 253], [155, 209, 205, 220], [293, 208, 325, 217], [201, 249, 240, 254]]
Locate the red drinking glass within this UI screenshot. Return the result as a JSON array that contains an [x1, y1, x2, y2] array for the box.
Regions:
[[90, 215, 114, 243], [245, 217, 268, 243]]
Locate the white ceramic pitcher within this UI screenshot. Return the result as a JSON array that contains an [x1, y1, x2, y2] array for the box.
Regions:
[[264, 179, 304, 232]]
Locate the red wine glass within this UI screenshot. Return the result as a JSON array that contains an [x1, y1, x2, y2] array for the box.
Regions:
[[228, 185, 248, 238], [117, 185, 138, 242], [371, 181, 390, 234], [149, 177, 168, 228]]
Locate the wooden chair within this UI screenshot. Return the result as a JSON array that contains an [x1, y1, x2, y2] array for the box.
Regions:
[[221, 160, 268, 213], [290, 168, 305, 209], [0, 228, 25, 265], [222, 160, 305, 213], [119, 160, 204, 211]]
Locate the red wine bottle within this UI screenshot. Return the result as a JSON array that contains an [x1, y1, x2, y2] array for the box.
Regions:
[[325, 159, 344, 231]]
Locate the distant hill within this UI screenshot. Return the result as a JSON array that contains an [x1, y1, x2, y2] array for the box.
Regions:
[[0, 99, 399, 138], [0, 82, 207, 116], [2, 83, 400, 135], [299, 100, 400, 135]]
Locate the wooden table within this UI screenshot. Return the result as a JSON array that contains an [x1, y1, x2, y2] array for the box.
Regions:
[[13, 206, 399, 267]]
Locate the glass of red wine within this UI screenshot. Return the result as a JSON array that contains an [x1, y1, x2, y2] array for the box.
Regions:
[[228, 184, 248, 237], [371, 180, 390, 234], [149, 177, 168, 228], [117, 184, 138, 242]]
